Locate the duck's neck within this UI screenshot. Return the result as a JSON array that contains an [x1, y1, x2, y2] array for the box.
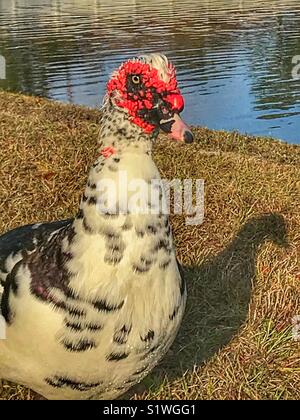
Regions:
[[99, 100, 158, 151], [73, 102, 162, 236]]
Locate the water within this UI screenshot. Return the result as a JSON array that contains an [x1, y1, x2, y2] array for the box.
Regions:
[[0, 0, 300, 144]]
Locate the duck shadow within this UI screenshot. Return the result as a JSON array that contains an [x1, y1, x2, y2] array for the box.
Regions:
[[129, 213, 288, 396]]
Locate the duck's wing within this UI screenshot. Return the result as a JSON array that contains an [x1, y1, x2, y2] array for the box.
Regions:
[[0, 219, 73, 289]]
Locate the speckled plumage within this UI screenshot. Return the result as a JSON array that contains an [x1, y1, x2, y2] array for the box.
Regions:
[[0, 54, 187, 400]]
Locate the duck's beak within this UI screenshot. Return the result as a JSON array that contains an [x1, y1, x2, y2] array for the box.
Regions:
[[169, 113, 194, 143], [160, 113, 194, 144], [159, 93, 194, 143]]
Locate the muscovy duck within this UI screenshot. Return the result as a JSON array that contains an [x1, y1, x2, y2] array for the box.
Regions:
[[0, 53, 193, 400]]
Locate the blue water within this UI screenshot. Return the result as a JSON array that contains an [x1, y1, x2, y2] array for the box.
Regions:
[[0, 0, 300, 144]]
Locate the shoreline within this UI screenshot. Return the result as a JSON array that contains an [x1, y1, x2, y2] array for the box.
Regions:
[[1, 90, 299, 161]]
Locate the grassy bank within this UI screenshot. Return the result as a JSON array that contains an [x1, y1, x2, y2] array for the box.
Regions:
[[0, 91, 299, 400]]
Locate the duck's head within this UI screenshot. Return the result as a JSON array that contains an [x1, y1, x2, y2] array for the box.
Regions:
[[105, 53, 193, 144]]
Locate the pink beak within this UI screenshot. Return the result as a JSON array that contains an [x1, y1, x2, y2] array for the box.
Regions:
[[168, 113, 194, 143], [161, 93, 194, 143]]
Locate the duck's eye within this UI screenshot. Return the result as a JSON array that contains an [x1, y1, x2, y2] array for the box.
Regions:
[[131, 75, 140, 84]]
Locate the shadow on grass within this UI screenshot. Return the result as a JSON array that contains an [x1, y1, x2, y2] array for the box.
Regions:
[[132, 213, 288, 395]]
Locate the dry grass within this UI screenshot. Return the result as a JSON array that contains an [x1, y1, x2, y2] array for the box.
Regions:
[[0, 90, 299, 400]]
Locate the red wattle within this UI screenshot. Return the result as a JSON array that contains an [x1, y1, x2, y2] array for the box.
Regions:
[[165, 93, 184, 113]]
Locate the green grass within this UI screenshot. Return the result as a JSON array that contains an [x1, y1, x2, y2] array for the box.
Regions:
[[0, 91, 299, 400]]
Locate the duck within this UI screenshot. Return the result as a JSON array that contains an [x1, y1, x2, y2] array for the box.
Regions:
[[0, 53, 194, 400]]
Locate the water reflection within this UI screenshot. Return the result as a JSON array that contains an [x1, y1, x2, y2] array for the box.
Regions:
[[0, 0, 299, 143]]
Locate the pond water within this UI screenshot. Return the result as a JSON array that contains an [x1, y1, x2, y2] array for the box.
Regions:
[[0, 0, 300, 144]]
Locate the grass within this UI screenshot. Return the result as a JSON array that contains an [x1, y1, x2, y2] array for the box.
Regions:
[[0, 90, 299, 400]]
